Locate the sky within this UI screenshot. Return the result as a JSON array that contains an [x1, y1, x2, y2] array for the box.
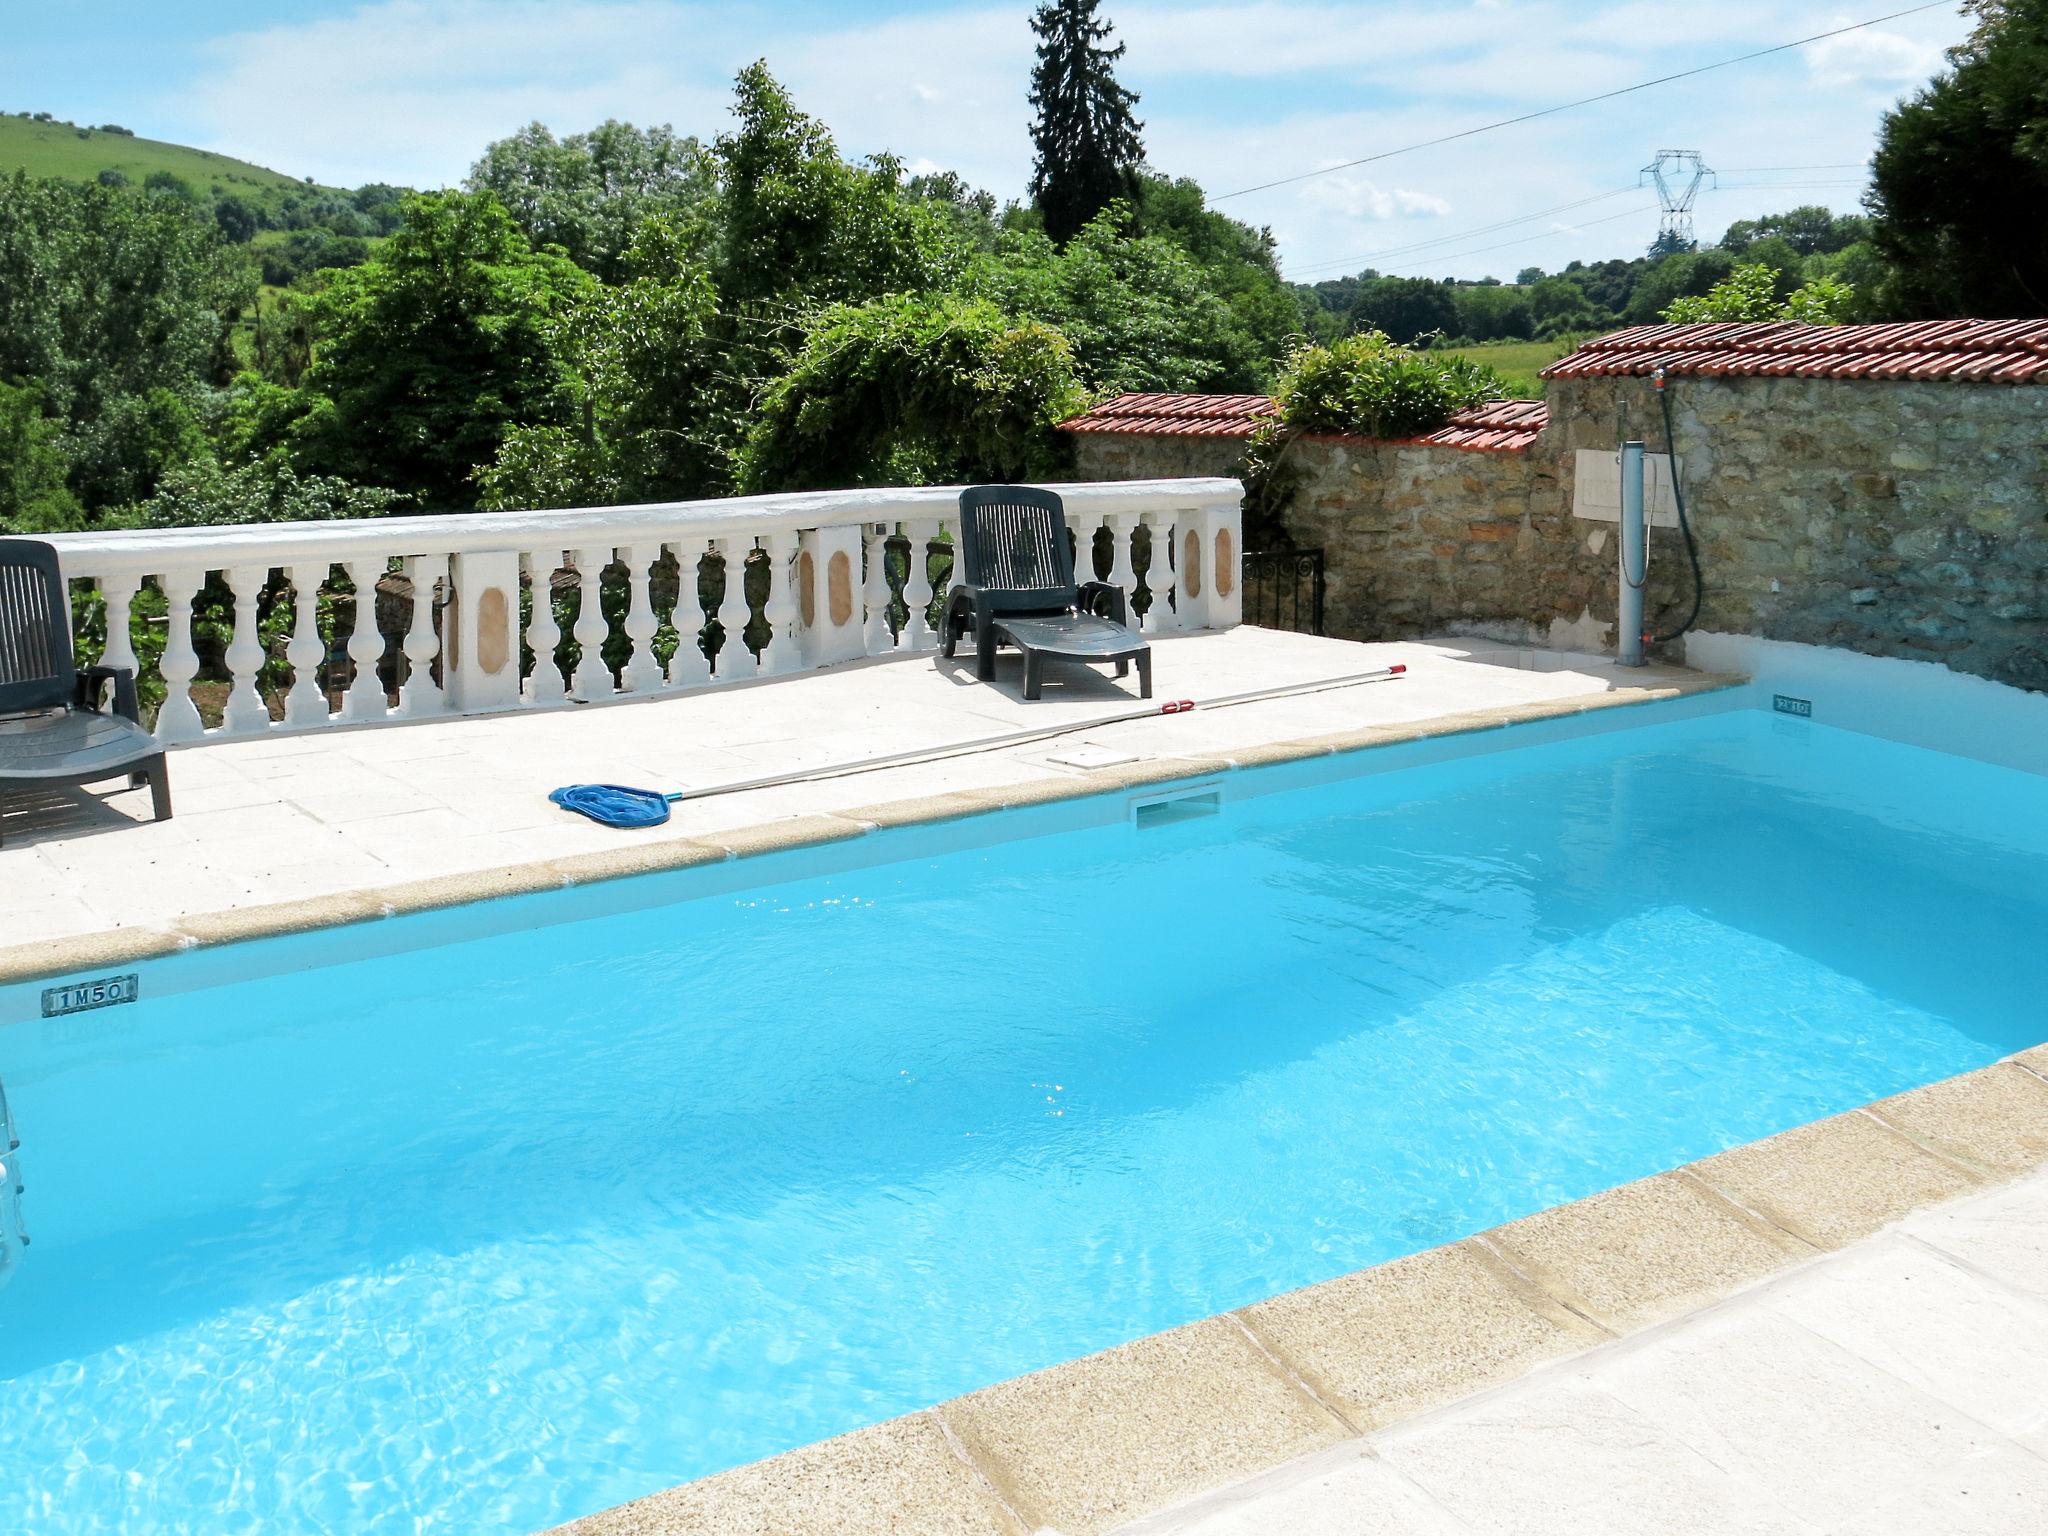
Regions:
[[7, 1, 1971, 281]]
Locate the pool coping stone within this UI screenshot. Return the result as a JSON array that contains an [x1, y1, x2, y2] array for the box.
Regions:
[[549, 1057, 2048, 1536], [0, 668, 1737, 988]]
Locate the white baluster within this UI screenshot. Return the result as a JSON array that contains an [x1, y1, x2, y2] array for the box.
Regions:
[[666, 542, 711, 689], [220, 564, 271, 736], [342, 558, 389, 722], [617, 544, 662, 693], [714, 535, 755, 682], [902, 519, 938, 650], [284, 563, 329, 727], [523, 550, 566, 705], [569, 548, 612, 700], [1069, 519, 1096, 586], [397, 554, 446, 718], [1104, 513, 1136, 614], [97, 573, 139, 683], [864, 523, 895, 654], [153, 568, 206, 744], [1144, 511, 1181, 632], [758, 530, 800, 676]]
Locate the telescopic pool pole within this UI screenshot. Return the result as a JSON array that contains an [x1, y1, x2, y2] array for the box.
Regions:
[[1617, 438, 1648, 667]]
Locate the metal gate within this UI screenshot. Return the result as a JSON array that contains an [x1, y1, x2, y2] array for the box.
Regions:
[[1239, 549, 1325, 636]]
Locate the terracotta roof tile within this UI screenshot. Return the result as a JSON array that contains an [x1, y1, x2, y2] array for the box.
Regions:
[[1541, 320, 2048, 384], [1057, 392, 1279, 437], [1057, 393, 1546, 452]]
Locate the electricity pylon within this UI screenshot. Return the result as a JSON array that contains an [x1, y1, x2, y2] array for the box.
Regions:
[[1641, 150, 1715, 251]]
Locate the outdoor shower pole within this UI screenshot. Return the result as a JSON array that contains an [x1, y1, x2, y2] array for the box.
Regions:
[[1617, 439, 1647, 668]]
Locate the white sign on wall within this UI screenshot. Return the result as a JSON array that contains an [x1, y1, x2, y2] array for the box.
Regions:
[[1572, 448, 1684, 528]]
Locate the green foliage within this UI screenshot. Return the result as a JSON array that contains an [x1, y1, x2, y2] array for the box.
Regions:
[[478, 215, 724, 509], [1869, 0, 2048, 316], [1721, 205, 1871, 257], [1272, 331, 1508, 440], [711, 64, 967, 314], [0, 377, 82, 533], [1028, 0, 1145, 244], [0, 172, 252, 431], [1345, 276, 1460, 346], [292, 190, 594, 509], [468, 119, 712, 282], [1660, 263, 1855, 324], [970, 203, 1271, 391], [736, 293, 1087, 493], [117, 456, 403, 527], [1451, 283, 1533, 343]]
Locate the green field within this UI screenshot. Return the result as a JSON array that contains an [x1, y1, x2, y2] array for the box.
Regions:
[[1431, 336, 1583, 398], [0, 114, 330, 203]]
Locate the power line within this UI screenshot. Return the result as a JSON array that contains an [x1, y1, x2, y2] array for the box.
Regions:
[[1378, 204, 1659, 275], [1211, 2, 1951, 203], [1285, 186, 1639, 278], [1718, 163, 1865, 171]]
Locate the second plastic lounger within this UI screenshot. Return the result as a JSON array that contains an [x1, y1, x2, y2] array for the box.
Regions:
[[940, 485, 1152, 701]]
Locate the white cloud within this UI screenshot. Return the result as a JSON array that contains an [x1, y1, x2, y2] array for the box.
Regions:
[[1804, 26, 1947, 88], [164, 0, 1971, 277], [1300, 172, 1450, 221]]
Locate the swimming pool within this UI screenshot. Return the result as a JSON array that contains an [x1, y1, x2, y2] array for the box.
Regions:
[[2, 703, 2044, 1534]]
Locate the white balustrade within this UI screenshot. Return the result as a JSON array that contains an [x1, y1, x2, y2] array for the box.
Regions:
[[341, 558, 388, 723], [39, 479, 1240, 744], [522, 551, 565, 705], [568, 548, 611, 700], [1144, 511, 1181, 633], [901, 519, 939, 651], [713, 535, 755, 682], [396, 555, 446, 719], [618, 545, 662, 694], [758, 530, 800, 676], [97, 574, 139, 691], [154, 568, 205, 745], [864, 524, 896, 654], [666, 543, 711, 689]]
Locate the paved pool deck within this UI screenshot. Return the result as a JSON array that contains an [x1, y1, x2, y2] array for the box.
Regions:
[[0, 627, 1722, 969], [1125, 1149, 2048, 1536]]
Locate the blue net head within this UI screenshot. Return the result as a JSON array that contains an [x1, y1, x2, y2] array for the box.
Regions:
[[548, 784, 673, 829]]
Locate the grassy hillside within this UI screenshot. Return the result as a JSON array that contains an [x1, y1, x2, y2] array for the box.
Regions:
[[1431, 336, 1585, 398], [0, 114, 327, 202]]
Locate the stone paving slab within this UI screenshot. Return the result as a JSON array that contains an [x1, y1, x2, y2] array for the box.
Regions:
[[1123, 1164, 2048, 1536]]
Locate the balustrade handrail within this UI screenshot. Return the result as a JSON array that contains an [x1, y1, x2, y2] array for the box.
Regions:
[[38, 477, 1247, 745], [42, 478, 1245, 580]]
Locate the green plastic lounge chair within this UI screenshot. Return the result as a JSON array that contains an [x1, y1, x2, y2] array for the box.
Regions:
[[0, 538, 170, 843], [941, 486, 1152, 701]]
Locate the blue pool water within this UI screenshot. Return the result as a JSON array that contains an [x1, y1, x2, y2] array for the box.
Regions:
[[2, 707, 2045, 1534]]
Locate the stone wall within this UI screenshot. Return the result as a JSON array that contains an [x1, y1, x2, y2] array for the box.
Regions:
[[1550, 375, 2048, 692], [1070, 375, 2048, 692]]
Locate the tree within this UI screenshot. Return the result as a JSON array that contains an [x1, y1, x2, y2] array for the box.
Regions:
[[479, 216, 725, 509], [213, 195, 260, 244], [467, 119, 712, 282], [1721, 205, 1870, 257], [736, 293, 1086, 493], [711, 64, 967, 312], [1661, 263, 1855, 324], [1452, 283, 1533, 343], [0, 379, 82, 533], [1868, 0, 2048, 315], [1346, 276, 1459, 346], [292, 190, 593, 509], [1028, 0, 1145, 245], [1624, 248, 1736, 323], [973, 204, 1269, 391]]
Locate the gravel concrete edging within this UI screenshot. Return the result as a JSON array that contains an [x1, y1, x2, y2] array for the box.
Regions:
[[549, 1051, 2048, 1536], [0, 669, 1736, 989]]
